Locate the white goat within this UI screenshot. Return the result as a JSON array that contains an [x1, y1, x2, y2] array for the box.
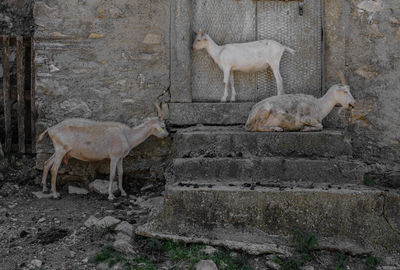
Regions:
[[37, 103, 168, 200], [192, 29, 295, 102], [245, 71, 355, 132]]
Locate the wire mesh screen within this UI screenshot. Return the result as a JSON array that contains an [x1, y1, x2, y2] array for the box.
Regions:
[[191, 0, 322, 102], [257, 0, 322, 99]]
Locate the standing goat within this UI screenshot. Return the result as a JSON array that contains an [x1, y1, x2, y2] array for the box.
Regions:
[[37, 103, 168, 200], [245, 71, 355, 132], [192, 29, 295, 102]]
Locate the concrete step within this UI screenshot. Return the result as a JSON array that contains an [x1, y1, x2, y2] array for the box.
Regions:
[[174, 126, 352, 158], [168, 102, 348, 128], [169, 157, 366, 185], [138, 184, 400, 255]]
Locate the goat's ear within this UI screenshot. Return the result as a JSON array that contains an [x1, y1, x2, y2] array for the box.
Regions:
[[154, 102, 163, 121]]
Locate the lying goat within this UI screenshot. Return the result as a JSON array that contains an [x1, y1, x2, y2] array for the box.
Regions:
[[192, 29, 295, 102], [245, 71, 355, 132], [38, 103, 168, 200]]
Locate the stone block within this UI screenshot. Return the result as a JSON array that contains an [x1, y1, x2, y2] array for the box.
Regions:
[[171, 157, 365, 185], [168, 103, 349, 128], [174, 126, 352, 158], [140, 184, 400, 254], [89, 180, 118, 195]]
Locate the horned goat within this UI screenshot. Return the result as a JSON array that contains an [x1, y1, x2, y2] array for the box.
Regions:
[[37, 103, 168, 200], [192, 29, 295, 102], [245, 71, 355, 132]]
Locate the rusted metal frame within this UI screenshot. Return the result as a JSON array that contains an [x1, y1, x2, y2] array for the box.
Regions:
[[30, 38, 36, 153], [2, 35, 12, 153], [16, 36, 26, 153]]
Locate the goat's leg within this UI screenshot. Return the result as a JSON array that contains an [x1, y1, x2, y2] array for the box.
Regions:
[[117, 158, 127, 197], [108, 158, 118, 200], [271, 60, 284, 96], [50, 151, 66, 199], [221, 68, 231, 102], [301, 125, 323, 132], [229, 71, 236, 102], [301, 119, 323, 132], [258, 122, 284, 132], [42, 153, 55, 193]]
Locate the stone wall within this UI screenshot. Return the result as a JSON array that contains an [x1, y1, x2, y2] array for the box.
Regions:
[[34, 0, 171, 182], [32, 0, 400, 184], [0, 0, 34, 36], [325, 0, 400, 186]]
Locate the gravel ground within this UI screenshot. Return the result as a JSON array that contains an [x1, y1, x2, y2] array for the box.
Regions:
[[0, 156, 398, 270]]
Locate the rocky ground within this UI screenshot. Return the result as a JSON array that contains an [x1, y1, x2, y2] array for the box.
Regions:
[[0, 156, 398, 270]]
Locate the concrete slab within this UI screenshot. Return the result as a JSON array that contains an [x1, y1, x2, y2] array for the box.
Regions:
[[170, 157, 365, 185], [174, 126, 352, 158], [138, 184, 400, 254]]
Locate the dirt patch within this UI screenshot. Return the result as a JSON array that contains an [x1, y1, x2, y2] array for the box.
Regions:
[[36, 227, 70, 245], [0, 156, 398, 270]]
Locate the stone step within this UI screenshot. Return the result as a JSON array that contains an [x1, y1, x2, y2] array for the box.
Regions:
[[169, 157, 366, 185], [138, 184, 400, 255], [173, 126, 352, 158], [168, 102, 348, 128]]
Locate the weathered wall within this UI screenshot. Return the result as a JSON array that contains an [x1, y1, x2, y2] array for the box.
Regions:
[[0, 0, 34, 36], [325, 0, 400, 185], [34, 0, 171, 182], [32, 0, 400, 185]]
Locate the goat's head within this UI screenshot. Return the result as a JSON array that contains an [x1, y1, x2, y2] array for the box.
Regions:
[[192, 29, 208, 50], [152, 102, 169, 138], [331, 71, 356, 109]]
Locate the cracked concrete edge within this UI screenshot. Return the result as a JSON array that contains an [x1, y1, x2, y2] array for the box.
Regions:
[[136, 224, 292, 256], [136, 223, 376, 257]]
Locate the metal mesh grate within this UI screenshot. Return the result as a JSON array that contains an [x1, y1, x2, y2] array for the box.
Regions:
[[191, 0, 322, 102], [256, 0, 322, 99]]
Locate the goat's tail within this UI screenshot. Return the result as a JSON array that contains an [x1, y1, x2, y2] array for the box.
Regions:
[[37, 129, 48, 142], [285, 46, 295, 55]]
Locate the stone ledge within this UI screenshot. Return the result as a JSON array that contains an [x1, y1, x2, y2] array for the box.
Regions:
[[139, 184, 400, 254], [174, 126, 352, 158], [170, 157, 366, 185], [168, 102, 349, 128]]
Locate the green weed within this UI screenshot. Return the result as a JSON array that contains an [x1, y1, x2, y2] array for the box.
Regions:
[[332, 253, 346, 270], [93, 239, 253, 270], [273, 229, 318, 270], [365, 255, 379, 270], [363, 176, 375, 186], [93, 246, 114, 263]]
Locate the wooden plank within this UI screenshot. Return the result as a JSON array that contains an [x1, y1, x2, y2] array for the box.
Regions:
[[2, 35, 11, 153], [30, 38, 36, 153], [16, 36, 26, 153], [0, 36, 31, 47]]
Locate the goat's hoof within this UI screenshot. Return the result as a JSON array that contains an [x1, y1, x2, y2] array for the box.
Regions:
[[220, 98, 227, 103], [42, 187, 48, 193], [108, 194, 116, 201], [121, 191, 127, 197], [52, 192, 61, 199]]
